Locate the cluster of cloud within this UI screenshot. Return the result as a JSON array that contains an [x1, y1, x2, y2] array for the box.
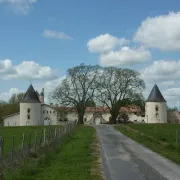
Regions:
[[42, 29, 73, 40], [87, 12, 180, 66], [87, 34, 151, 66], [0, 76, 64, 102], [134, 12, 180, 51], [0, 59, 57, 80], [87, 34, 129, 53], [87, 12, 180, 107], [0, 88, 23, 102], [0, 0, 38, 14], [140, 60, 180, 82]]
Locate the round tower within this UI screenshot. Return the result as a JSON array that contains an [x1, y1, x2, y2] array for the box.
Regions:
[[145, 84, 167, 123], [20, 85, 42, 126]]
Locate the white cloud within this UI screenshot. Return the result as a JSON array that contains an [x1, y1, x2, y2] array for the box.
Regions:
[[42, 29, 73, 40], [0, 0, 38, 14], [40, 77, 64, 93], [100, 46, 151, 66], [140, 60, 180, 82], [139, 60, 180, 108], [0, 88, 23, 102], [160, 81, 180, 87], [87, 34, 129, 53], [163, 88, 180, 108], [0, 59, 57, 80], [0, 77, 64, 102], [134, 12, 180, 51], [0, 59, 15, 74], [33, 77, 65, 103]]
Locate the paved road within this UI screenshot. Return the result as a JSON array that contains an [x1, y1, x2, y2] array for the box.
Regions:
[[95, 125, 180, 180]]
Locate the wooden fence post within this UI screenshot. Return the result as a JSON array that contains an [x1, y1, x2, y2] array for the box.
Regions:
[[59, 127, 61, 139], [55, 128, 57, 139], [43, 128, 46, 147], [11, 136, 15, 164], [28, 134, 31, 154], [0, 136, 3, 161], [39, 130, 43, 148], [34, 131, 38, 151], [0, 137, 3, 180], [21, 133, 25, 151], [176, 130, 179, 147]]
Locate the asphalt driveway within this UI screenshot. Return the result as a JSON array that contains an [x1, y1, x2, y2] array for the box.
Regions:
[[95, 125, 180, 180]]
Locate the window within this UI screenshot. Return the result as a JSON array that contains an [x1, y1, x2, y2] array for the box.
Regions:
[[155, 105, 159, 112], [27, 115, 30, 119], [43, 111, 45, 114], [47, 111, 48, 114], [27, 108, 31, 113], [50, 111, 51, 114], [156, 113, 159, 118]]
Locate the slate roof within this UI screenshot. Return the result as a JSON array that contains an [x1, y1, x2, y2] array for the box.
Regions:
[[21, 85, 41, 103], [36, 90, 39, 97], [146, 84, 166, 102]]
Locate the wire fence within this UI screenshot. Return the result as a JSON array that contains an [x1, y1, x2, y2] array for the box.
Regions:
[[0, 120, 77, 176]]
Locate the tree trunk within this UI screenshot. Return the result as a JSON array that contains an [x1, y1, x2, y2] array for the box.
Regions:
[[78, 113, 84, 124], [110, 113, 118, 124]]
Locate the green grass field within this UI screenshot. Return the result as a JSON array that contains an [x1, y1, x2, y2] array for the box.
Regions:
[[5, 125, 102, 180], [115, 124, 180, 164], [0, 126, 62, 156]]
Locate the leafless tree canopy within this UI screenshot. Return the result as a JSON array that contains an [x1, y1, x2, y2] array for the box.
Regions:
[[96, 67, 145, 124], [49, 64, 101, 124], [50, 64, 145, 124]]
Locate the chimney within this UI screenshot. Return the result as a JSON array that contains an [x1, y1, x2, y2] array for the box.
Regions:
[[39, 88, 44, 104]]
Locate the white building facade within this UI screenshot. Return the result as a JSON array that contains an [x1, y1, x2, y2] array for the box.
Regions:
[[3, 84, 167, 126]]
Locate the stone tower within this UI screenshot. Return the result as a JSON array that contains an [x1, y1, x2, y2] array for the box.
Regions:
[[39, 88, 44, 104], [145, 84, 167, 123], [20, 85, 42, 126]]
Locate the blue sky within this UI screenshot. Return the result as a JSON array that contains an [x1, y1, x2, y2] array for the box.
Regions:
[[0, 0, 180, 107]]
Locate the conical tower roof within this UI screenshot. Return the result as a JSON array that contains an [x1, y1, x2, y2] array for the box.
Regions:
[[36, 90, 39, 97], [21, 85, 41, 103], [146, 84, 166, 102]]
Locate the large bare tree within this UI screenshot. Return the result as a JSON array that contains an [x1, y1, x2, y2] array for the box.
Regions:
[[49, 64, 101, 124], [96, 67, 145, 124]]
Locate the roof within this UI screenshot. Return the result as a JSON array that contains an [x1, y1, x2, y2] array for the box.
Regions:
[[120, 105, 141, 113], [146, 84, 166, 102], [21, 85, 41, 103], [56, 105, 141, 113], [36, 91, 39, 97], [3, 112, 20, 119]]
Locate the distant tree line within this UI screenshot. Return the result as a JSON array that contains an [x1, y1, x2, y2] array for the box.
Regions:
[[0, 93, 24, 123]]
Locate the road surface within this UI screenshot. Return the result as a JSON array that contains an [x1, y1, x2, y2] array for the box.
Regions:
[[95, 125, 180, 180]]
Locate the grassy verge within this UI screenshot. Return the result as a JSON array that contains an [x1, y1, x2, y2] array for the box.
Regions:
[[5, 125, 103, 180], [115, 124, 180, 164]]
